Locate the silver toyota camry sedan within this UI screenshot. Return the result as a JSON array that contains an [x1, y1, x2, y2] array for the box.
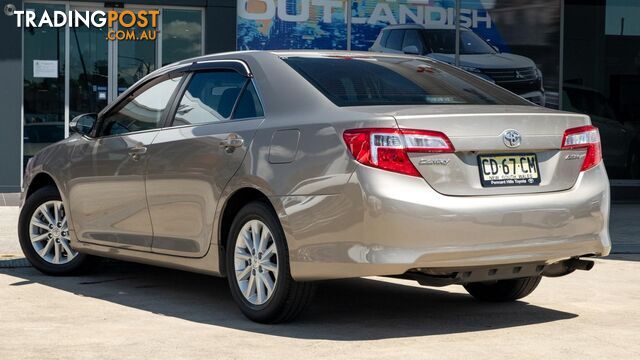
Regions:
[[19, 50, 610, 323]]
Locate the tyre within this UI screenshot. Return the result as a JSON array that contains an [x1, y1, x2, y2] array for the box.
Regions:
[[226, 201, 315, 323], [18, 185, 92, 275], [464, 276, 542, 302]]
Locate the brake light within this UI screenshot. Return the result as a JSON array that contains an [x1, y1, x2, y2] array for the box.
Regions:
[[561, 125, 602, 171], [343, 128, 455, 177]]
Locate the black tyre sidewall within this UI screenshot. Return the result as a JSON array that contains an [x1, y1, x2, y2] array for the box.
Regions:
[[464, 276, 542, 302], [226, 201, 293, 322], [18, 186, 88, 275]]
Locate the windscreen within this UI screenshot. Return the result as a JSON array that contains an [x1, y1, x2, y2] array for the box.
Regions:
[[424, 29, 496, 55], [283, 56, 531, 107]]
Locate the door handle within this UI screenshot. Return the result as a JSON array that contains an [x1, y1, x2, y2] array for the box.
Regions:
[[220, 133, 244, 152], [128, 146, 147, 161]]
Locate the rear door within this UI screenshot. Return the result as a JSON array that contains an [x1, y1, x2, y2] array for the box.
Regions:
[[145, 63, 265, 257]]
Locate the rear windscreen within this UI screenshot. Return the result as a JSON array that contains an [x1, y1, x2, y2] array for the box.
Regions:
[[282, 56, 531, 107]]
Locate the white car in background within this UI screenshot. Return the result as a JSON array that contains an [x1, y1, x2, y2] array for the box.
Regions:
[[370, 24, 546, 106]]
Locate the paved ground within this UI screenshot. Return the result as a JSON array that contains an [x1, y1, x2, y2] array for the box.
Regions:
[[0, 193, 19, 207], [1, 205, 639, 359]]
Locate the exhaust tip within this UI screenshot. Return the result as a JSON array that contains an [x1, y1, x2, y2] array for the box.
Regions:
[[567, 258, 595, 271]]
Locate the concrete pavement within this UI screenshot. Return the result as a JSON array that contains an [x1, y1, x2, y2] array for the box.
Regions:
[[1, 256, 639, 359], [1, 205, 639, 359]]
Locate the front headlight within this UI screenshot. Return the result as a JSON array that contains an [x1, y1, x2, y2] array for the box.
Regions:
[[458, 66, 495, 83]]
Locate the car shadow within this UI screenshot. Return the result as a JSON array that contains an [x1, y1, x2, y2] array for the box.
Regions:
[[4, 260, 577, 341]]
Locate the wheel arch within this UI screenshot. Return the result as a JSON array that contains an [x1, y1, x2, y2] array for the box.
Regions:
[[217, 187, 280, 275], [25, 172, 60, 199]]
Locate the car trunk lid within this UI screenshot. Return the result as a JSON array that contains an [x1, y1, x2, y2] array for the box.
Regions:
[[349, 105, 592, 196]]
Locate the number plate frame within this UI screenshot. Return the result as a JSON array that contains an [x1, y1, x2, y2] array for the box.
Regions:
[[477, 153, 541, 187]]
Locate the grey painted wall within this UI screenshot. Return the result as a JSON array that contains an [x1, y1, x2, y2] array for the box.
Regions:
[[0, 0, 23, 193]]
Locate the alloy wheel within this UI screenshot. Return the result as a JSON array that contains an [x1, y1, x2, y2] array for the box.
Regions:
[[29, 200, 77, 265], [234, 219, 279, 305]]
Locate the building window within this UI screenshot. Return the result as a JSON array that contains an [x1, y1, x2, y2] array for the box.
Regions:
[[22, 4, 205, 167], [162, 9, 203, 66], [23, 3, 66, 165]]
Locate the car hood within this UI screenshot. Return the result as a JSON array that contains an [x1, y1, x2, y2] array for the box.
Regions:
[[427, 52, 536, 69]]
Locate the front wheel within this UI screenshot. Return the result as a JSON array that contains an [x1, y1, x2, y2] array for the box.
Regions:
[[18, 185, 92, 275], [226, 201, 315, 323], [464, 276, 542, 302]]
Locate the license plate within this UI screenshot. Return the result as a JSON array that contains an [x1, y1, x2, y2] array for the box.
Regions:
[[478, 154, 541, 187]]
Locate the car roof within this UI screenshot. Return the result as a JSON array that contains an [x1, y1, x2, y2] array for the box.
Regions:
[[171, 50, 437, 66]]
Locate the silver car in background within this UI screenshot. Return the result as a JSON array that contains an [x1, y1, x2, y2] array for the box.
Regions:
[[369, 24, 546, 105], [19, 51, 610, 323]]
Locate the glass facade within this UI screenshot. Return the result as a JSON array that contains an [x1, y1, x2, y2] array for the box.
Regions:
[[563, 0, 640, 179], [69, 12, 109, 119], [17, 1, 640, 185], [162, 9, 203, 66], [23, 3, 66, 164], [22, 2, 205, 167]]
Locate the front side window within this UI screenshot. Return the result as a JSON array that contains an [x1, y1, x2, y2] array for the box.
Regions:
[[283, 56, 530, 107], [173, 71, 261, 126], [402, 30, 425, 54], [100, 76, 182, 136], [386, 30, 405, 51]]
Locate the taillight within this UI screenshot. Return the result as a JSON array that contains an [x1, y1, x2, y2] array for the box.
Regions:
[[343, 128, 455, 177], [561, 125, 602, 171]]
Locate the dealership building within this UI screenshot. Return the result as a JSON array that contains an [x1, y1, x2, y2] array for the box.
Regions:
[[0, 0, 638, 196]]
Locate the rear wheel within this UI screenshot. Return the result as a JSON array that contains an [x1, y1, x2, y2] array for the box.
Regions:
[[18, 185, 92, 275], [226, 201, 315, 323], [464, 276, 542, 302]]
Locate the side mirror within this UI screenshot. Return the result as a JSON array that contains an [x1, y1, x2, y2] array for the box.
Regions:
[[70, 113, 97, 136], [402, 45, 420, 55]]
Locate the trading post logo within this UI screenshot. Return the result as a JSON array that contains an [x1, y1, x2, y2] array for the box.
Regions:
[[11, 9, 159, 41]]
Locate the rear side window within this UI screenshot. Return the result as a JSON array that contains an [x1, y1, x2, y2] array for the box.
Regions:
[[283, 56, 531, 107], [402, 30, 424, 54], [385, 30, 404, 50], [379, 30, 391, 47], [232, 82, 264, 119], [173, 71, 247, 125]]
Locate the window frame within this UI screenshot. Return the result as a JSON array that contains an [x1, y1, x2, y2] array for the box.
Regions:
[[164, 66, 265, 129]]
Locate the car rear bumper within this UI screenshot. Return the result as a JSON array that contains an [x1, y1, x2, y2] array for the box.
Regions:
[[280, 163, 610, 281]]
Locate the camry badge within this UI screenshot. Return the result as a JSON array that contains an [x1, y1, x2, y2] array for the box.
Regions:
[[419, 158, 450, 166], [502, 129, 521, 148]]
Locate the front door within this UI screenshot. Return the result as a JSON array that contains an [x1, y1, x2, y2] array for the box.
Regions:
[[67, 74, 183, 251], [145, 68, 265, 257]]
